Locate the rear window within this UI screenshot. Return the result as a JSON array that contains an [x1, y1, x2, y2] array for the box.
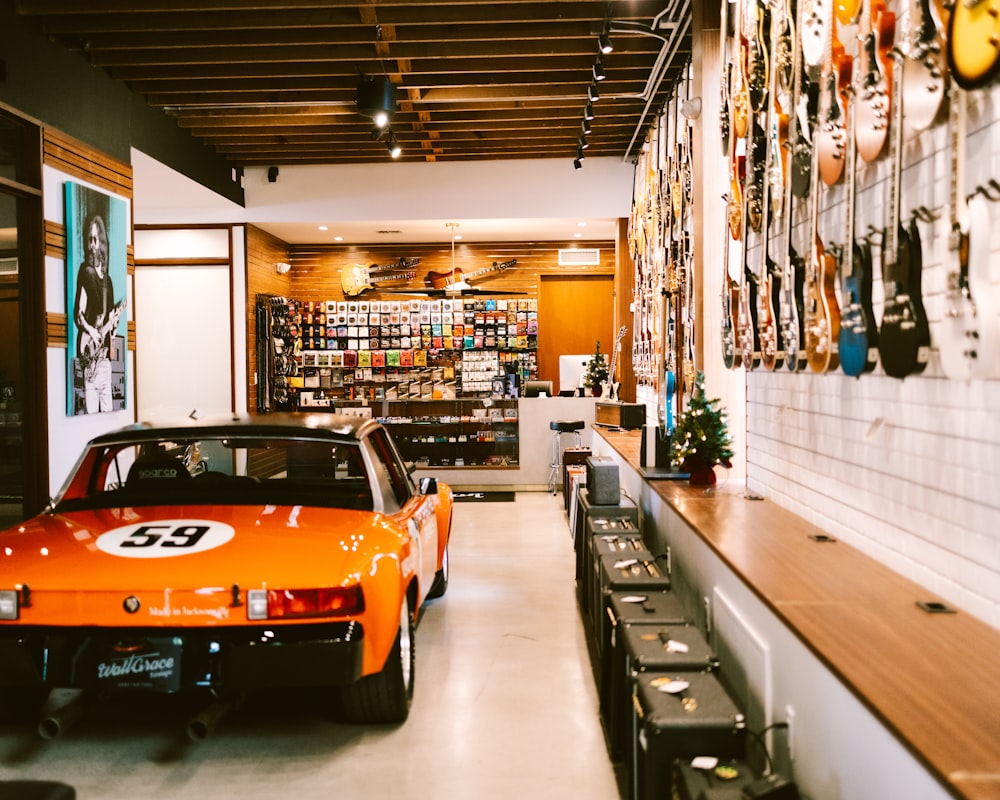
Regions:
[[55, 435, 374, 512]]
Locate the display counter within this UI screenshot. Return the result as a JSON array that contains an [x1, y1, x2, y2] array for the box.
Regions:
[[591, 426, 1000, 800]]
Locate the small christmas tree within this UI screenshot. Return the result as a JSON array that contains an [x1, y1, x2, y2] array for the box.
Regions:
[[583, 341, 609, 390], [672, 371, 733, 483]]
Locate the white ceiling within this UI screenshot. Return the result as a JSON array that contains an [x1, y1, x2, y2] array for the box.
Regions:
[[131, 150, 633, 245]]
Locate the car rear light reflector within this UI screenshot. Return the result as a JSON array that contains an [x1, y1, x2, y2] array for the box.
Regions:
[[246, 586, 364, 620], [0, 590, 19, 620]]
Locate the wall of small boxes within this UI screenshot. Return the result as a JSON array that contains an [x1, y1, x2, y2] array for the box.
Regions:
[[280, 295, 539, 405]]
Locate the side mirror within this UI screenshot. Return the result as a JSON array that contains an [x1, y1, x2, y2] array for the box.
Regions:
[[418, 476, 438, 495]]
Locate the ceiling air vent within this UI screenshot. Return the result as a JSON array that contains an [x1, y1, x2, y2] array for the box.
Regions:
[[558, 248, 600, 266]]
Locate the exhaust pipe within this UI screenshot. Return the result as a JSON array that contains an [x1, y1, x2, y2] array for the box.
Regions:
[[38, 690, 95, 740], [186, 692, 243, 741]]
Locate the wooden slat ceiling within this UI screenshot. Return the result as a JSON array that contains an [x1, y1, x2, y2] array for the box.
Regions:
[[14, 0, 692, 167]]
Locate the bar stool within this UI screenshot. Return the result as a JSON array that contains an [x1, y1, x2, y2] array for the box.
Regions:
[[548, 419, 585, 493]]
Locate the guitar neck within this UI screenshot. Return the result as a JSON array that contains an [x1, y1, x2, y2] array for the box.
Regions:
[[948, 81, 968, 267], [884, 43, 904, 273]]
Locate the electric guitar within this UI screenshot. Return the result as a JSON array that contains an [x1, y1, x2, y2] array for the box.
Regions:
[[837, 60, 878, 376], [856, 0, 895, 163], [426, 259, 516, 290], [600, 325, 628, 401], [804, 114, 840, 373], [816, 14, 849, 186], [937, 82, 999, 379], [902, 0, 946, 133], [878, 48, 930, 378], [836, 0, 861, 24], [340, 257, 420, 296], [739, 264, 761, 370], [947, 0, 1000, 90], [732, 0, 752, 139], [802, 0, 831, 72], [78, 299, 126, 382]]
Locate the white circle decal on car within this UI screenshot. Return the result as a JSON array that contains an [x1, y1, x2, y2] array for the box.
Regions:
[[96, 519, 236, 558]]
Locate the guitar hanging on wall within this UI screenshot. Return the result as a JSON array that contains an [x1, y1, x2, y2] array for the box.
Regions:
[[426, 259, 517, 290], [600, 325, 628, 401], [856, 0, 895, 163], [946, 0, 1000, 89], [837, 40, 879, 377], [902, 0, 946, 133], [340, 257, 420, 297], [936, 81, 999, 379], [877, 46, 930, 378]]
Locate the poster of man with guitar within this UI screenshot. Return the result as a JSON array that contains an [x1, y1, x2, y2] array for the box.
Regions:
[[66, 183, 128, 415]]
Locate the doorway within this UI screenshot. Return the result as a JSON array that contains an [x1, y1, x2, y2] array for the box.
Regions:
[[538, 274, 614, 395]]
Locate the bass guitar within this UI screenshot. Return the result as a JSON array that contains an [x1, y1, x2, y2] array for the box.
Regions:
[[947, 0, 1000, 89], [426, 259, 516, 290], [340, 257, 419, 297], [937, 84, 999, 379], [878, 48, 930, 378], [600, 325, 628, 401]]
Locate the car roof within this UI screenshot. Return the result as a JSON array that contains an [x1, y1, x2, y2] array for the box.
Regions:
[[86, 412, 381, 447]]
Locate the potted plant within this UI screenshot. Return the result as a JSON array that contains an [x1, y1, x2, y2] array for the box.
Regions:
[[671, 371, 734, 485], [582, 341, 609, 396]]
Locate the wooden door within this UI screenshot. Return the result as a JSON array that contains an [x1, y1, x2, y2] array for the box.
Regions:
[[539, 274, 615, 394]]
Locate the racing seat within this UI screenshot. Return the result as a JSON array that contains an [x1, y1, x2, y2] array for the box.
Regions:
[[126, 452, 192, 488]]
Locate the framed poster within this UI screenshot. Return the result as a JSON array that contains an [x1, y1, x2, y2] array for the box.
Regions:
[[65, 182, 128, 415]]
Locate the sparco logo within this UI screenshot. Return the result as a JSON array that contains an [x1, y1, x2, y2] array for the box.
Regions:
[[97, 652, 175, 680], [123, 596, 140, 613]]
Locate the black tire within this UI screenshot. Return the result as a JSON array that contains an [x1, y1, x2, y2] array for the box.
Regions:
[[427, 541, 449, 600], [338, 594, 414, 724]]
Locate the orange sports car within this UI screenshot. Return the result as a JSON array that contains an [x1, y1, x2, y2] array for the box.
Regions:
[[0, 413, 453, 732]]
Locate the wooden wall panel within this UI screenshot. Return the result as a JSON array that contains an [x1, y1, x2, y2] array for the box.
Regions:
[[42, 129, 133, 198], [288, 240, 614, 299]]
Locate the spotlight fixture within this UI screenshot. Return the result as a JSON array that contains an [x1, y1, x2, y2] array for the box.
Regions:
[[574, 158, 583, 170], [576, 146, 585, 160], [578, 134, 590, 150], [386, 131, 402, 158], [588, 82, 600, 102], [356, 75, 397, 127], [584, 101, 595, 120], [593, 59, 606, 81], [599, 31, 614, 55], [582, 117, 592, 135]]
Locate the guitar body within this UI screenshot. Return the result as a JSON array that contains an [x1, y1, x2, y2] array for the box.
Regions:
[[805, 236, 841, 372], [801, 0, 830, 71], [758, 259, 785, 370], [427, 268, 466, 289], [817, 35, 850, 186], [836, 0, 861, 24], [902, 0, 946, 133], [733, 36, 751, 139], [838, 239, 879, 376], [738, 266, 761, 370], [906, 217, 931, 376], [780, 248, 807, 371], [341, 264, 375, 296], [856, 7, 895, 162], [947, 0, 1000, 90], [600, 325, 628, 401], [78, 299, 126, 382], [878, 223, 924, 378], [722, 277, 742, 369]]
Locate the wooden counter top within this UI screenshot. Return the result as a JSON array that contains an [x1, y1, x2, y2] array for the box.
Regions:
[[595, 426, 1000, 800]]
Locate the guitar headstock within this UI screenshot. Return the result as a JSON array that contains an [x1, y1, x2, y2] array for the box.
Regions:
[[492, 259, 517, 271]]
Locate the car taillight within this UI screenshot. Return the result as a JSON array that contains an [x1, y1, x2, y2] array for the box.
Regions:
[[0, 590, 18, 620], [246, 586, 364, 621]]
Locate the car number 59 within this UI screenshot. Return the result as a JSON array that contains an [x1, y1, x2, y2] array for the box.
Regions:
[[96, 519, 236, 559]]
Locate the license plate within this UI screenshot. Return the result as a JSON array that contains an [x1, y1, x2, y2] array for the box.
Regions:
[[94, 637, 182, 692]]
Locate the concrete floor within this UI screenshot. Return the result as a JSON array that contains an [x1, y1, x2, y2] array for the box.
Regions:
[[0, 492, 620, 799]]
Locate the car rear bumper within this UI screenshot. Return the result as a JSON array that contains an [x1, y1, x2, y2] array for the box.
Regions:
[[0, 622, 365, 692]]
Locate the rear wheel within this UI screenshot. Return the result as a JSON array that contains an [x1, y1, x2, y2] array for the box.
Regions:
[[338, 594, 414, 724]]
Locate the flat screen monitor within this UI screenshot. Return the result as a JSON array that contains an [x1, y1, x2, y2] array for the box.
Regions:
[[523, 380, 554, 398], [559, 355, 591, 395]]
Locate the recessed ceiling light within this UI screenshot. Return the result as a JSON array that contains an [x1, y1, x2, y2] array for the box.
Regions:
[[318, 225, 328, 231], [334, 235, 343, 241], [574, 232, 583, 238], [578, 221, 587, 227]]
